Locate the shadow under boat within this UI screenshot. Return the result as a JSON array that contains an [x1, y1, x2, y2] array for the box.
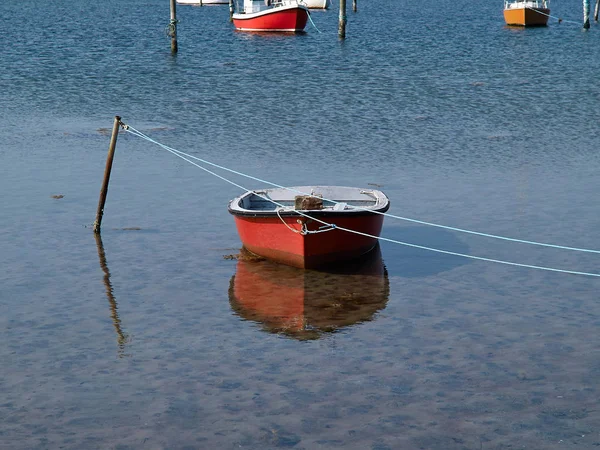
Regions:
[[228, 244, 390, 340]]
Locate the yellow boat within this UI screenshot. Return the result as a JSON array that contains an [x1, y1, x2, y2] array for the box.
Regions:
[[504, 0, 550, 26]]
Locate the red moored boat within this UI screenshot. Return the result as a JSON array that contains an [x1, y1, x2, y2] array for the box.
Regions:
[[228, 186, 390, 269], [232, 0, 309, 32]]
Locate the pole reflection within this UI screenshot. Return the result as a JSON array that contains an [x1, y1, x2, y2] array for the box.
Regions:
[[94, 233, 130, 357], [229, 244, 390, 340]]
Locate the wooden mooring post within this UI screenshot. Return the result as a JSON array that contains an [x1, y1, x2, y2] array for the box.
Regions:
[[169, 0, 178, 53], [93, 116, 121, 234], [229, 0, 234, 21], [338, 0, 346, 38], [584, 0, 591, 28]]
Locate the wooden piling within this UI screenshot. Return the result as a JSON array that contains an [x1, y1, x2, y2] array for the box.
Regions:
[[93, 116, 121, 234], [338, 0, 346, 38], [229, 0, 234, 22], [584, 0, 591, 28], [594, 0, 599, 21], [170, 0, 178, 53]]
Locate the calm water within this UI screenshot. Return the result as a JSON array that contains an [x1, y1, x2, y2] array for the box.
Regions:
[[2, 0, 600, 448]]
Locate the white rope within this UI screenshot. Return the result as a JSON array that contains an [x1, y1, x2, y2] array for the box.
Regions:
[[306, 10, 322, 33], [276, 209, 303, 234], [121, 123, 600, 277], [123, 124, 600, 255], [123, 125, 337, 230], [524, 6, 580, 24]]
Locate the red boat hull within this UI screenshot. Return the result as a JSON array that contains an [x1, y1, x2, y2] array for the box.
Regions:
[[233, 213, 385, 269], [232, 6, 309, 31]]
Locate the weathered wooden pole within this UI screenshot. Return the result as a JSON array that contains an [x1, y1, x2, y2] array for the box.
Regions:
[[594, 0, 599, 21], [352, 0, 356, 12], [169, 0, 178, 53], [584, 0, 591, 28], [93, 116, 121, 234], [338, 0, 346, 38]]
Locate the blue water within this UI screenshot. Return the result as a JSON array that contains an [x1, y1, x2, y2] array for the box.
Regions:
[[2, 0, 600, 448]]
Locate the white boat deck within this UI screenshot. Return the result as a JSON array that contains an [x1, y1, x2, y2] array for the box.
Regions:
[[504, 0, 547, 9], [230, 186, 388, 213], [246, 199, 375, 212], [239, 0, 300, 14]]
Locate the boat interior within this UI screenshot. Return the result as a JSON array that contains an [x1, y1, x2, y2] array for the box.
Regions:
[[239, 0, 298, 14], [238, 191, 379, 212]]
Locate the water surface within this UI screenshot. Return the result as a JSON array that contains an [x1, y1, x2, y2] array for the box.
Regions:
[[1, 0, 600, 448]]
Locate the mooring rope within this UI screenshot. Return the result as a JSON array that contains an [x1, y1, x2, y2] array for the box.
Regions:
[[276, 209, 335, 234], [122, 124, 600, 255], [121, 123, 600, 277], [306, 10, 322, 33], [123, 125, 342, 232], [165, 18, 179, 37], [524, 6, 580, 24]]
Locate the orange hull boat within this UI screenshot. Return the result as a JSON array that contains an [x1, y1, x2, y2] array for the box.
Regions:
[[228, 186, 390, 269], [504, 0, 549, 26]]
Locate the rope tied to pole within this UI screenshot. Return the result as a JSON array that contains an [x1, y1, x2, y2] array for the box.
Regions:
[[119, 122, 600, 277], [307, 11, 322, 33], [524, 6, 575, 23], [123, 124, 600, 255], [165, 18, 179, 37]]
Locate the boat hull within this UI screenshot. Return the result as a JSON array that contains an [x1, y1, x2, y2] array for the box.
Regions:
[[504, 7, 549, 26], [233, 213, 384, 268], [232, 5, 309, 31], [228, 186, 390, 269]]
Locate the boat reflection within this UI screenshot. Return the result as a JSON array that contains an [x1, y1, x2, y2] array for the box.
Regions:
[[94, 233, 130, 357], [229, 245, 389, 340]]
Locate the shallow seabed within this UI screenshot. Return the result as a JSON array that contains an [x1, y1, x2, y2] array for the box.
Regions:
[[1, 0, 600, 448]]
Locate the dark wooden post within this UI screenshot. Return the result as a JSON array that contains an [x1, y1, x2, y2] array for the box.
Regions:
[[338, 0, 346, 38], [93, 116, 121, 234], [170, 0, 178, 53], [584, 0, 591, 28], [229, 0, 234, 21]]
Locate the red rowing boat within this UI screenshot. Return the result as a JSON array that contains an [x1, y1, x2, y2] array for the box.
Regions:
[[228, 186, 390, 269], [232, 0, 309, 32]]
